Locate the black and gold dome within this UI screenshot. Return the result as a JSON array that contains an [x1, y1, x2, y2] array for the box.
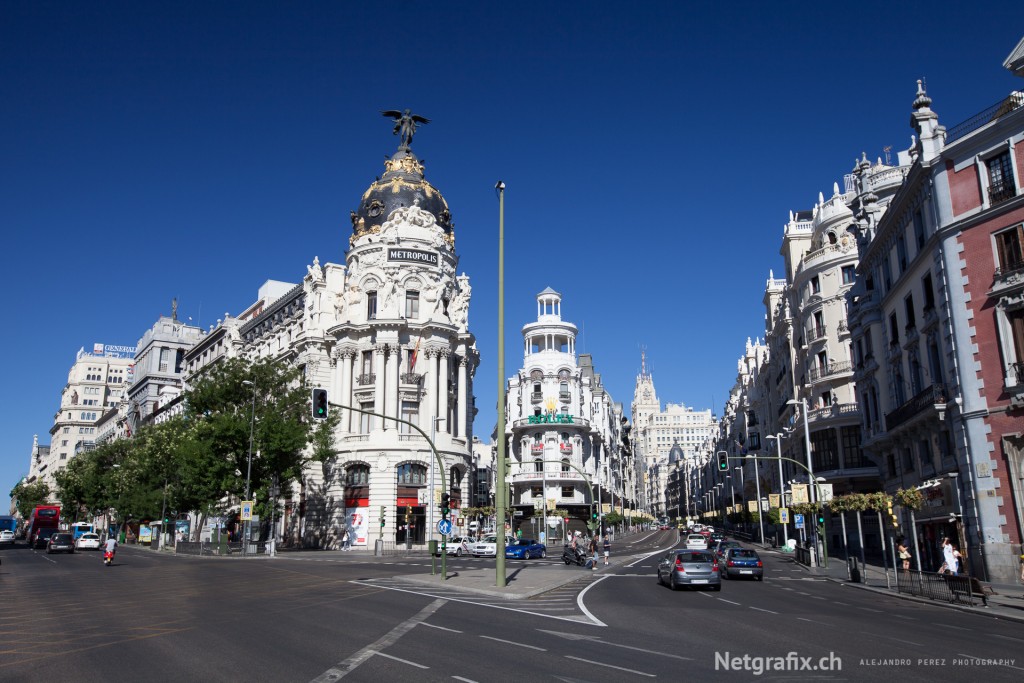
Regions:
[[349, 150, 453, 245]]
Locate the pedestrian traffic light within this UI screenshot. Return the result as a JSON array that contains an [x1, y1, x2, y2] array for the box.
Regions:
[[441, 493, 450, 519], [312, 388, 329, 419], [717, 452, 728, 471]]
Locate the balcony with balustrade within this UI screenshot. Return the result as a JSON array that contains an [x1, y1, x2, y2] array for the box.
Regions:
[[808, 360, 852, 383], [884, 384, 947, 433]]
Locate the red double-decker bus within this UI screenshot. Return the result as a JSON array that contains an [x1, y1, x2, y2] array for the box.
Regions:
[[26, 505, 61, 546]]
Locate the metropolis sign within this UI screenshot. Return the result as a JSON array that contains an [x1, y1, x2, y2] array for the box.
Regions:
[[527, 413, 575, 424], [387, 248, 438, 266]]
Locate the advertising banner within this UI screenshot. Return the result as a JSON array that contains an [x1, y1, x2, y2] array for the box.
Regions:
[[347, 508, 369, 546], [791, 484, 809, 505], [769, 493, 780, 508]]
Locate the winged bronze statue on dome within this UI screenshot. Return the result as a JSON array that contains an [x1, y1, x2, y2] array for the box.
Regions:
[[381, 109, 430, 152]]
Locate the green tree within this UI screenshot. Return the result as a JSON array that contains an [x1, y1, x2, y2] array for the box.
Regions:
[[10, 480, 50, 519]]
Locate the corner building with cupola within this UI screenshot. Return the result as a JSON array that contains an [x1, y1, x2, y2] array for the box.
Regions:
[[183, 122, 478, 550]]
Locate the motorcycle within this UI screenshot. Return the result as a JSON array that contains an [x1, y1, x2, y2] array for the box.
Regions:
[[561, 543, 589, 567], [103, 549, 114, 566]]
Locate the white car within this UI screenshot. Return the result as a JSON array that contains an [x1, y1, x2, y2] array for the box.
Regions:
[[75, 532, 102, 550], [445, 535, 474, 556], [685, 534, 709, 550], [0, 530, 15, 544], [471, 534, 515, 557]]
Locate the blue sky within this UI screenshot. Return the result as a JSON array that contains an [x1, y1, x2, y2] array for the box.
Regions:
[[3, 2, 1023, 504]]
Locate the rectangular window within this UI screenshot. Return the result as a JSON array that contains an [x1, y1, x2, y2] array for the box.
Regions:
[[405, 290, 419, 319], [531, 486, 543, 499], [361, 350, 373, 376], [810, 276, 820, 295], [904, 294, 916, 330], [922, 272, 935, 311], [995, 224, 1024, 274], [902, 446, 915, 472], [810, 429, 838, 471], [399, 401, 418, 433], [561, 486, 574, 498], [159, 347, 170, 373], [988, 151, 1017, 205], [359, 401, 373, 433], [366, 291, 378, 320], [887, 454, 897, 477], [840, 426, 870, 468], [913, 209, 926, 249], [896, 234, 908, 273], [841, 265, 855, 284], [889, 314, 900, 345]]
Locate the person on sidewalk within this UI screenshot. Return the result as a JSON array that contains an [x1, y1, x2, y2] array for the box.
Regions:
[[602, 534, 611, 565], [897, 537, 911, 571], [939, 537, 958, 574], [589, 534, 599, 570]]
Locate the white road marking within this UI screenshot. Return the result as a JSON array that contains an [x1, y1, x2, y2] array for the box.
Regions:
[[576, 575, 610, 627], [565, 655, 655, 677], [750, 607, 778, 614], [419, 622, 462, 633], [452, 677, 478, 683], [309, 598, 446, 681], [479, 635, 545, 651], [371, 651, 428, 669], [717, 598, 741, 606]]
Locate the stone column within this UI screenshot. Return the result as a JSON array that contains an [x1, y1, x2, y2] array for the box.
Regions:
[[385, 343, 400, 429], [456, 355, 468, 439], [340, 349, 354, 433], [438, 350, 450, 433], [425, 349, 438, 433], [373, 343, 386, 431]]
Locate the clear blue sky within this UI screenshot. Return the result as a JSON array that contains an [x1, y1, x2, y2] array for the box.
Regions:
[[3, 2, 1022, 504]]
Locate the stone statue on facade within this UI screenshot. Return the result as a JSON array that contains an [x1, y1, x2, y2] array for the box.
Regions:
[[450, 274, 472, 332]]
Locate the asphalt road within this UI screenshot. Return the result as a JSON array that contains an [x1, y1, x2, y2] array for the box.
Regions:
[[1, 532, 1021, 682]]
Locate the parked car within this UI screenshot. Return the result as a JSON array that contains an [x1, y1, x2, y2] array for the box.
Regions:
[[47, 532, 76, 554], [685, 533, 709, 550], [0, 530, 15, 545], [722, 548, 764, 580], [657, 549, 721, 591], [75, 532, 102, 550], [505, 539, 547, 560], [714, 540, 743, 561], [32, 527, 59, 549], [471, 534, 514, 557]]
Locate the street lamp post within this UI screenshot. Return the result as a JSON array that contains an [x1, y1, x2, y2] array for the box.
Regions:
[[788, 398, 820, 564], [766, 433, 789, 548], [241, 379, 257, 554], [494, 180, 508, 587], [750, 455, 765, 547]]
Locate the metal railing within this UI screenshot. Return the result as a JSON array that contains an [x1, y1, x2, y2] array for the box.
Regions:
[[175, 541, 265, 556], [357, 373, 376, 386], [885, 383, 946, 431], [945, 92, 1024, 143], [893, 569, 983, 606]]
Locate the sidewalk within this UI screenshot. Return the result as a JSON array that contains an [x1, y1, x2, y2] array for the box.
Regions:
[[759, 545, 1024, 623]]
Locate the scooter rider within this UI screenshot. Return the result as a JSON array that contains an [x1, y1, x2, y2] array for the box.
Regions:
[[104, 536, 118, 560]]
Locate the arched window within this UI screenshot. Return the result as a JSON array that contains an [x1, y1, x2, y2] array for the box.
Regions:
[[345, 464, 370, 486], [449, 466, 463, 489], [534, 458, 543, 473], [561, 458, 570, 473], [396, 463, 427, 485]]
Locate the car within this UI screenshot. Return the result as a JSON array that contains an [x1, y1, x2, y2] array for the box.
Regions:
[[714, 540, 743, 562], [658, 524, 671, 530], [709, 532, 725, 545], [722, 548, 764, 580], [442, 535, 475, 556], [32, 527, 59, 549], [471, 534, 514, 557], [685, 533, 709, 550], [0, 530, 15, 545], [75, 532, 102, 550], [657, 549, 721, 591], [47, 532, 76, 554], [505, 539, 547, 560]]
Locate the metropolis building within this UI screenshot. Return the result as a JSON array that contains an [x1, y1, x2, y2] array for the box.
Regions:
[[183, 119, 478, 549]]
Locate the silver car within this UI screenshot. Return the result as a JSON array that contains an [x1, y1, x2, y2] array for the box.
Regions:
[[657, 549, 721, 591]]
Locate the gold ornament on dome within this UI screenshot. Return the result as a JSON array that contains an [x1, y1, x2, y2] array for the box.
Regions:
[[384, 156, 424, 175]]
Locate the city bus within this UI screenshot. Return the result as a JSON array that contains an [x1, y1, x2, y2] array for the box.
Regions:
[[0, 515, 17, 540], [71, 522, 94, 539], [26, 505, 61, 546]]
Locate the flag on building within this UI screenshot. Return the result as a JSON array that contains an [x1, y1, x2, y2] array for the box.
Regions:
[[410, 338, 421, 372]]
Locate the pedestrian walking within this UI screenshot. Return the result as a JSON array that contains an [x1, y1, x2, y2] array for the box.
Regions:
[[589, 534, 599, 570], [602, 534, 611, 565], [340, 527, 351, 551], [1019, 553, 1024, 583], [939, 537, 958, 574], [897, 537, 911, 571]]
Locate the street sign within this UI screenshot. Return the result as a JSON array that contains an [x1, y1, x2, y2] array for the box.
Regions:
[[456, 517, 464, 526], [437, 519, 453, 535], [241, 501, 254, 521], [779, 508, 789, 523], [794, 513, 804, 529], [513, 510, 524, 517]]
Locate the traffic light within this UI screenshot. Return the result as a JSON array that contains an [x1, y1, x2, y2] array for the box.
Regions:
[[816, 512, 825, 526], [717, 452, 728, 471], [441, 493, 450, 519], [591, 510, 598, 521], [380, 505, 386, 528], [312, 388, 329, 419]]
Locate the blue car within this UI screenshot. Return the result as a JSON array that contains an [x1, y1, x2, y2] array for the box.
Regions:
[[505, 539, 547, 560]]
